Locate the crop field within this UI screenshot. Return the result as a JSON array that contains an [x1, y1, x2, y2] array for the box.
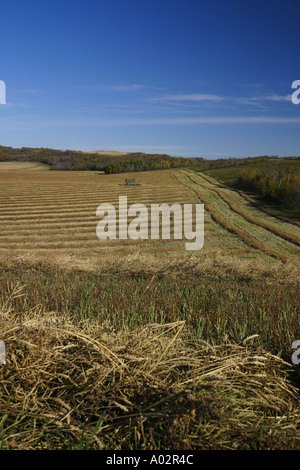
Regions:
[[1, 165, 300, 450], [177, 169, 300, 263], [0, 168, 198, 256], [0, 166, 300, 262], [0, 161, 50, 171]]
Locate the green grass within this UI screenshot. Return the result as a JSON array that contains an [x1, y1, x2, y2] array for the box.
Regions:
[[1, 161, 300, 450], [197, 159, 300, 185], [1, 263, 299, 360], [192, 161, 300, 221], [1, 262, 300, 450]]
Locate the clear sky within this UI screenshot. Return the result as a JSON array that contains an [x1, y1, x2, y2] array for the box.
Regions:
[[0, 0, 299, 158]]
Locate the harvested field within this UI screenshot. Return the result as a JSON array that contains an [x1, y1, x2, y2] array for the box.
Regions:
[[1, 298, 300, 450], [177, 170, 300, 263], [0, 169, 240, 257], [0, 161, 50, 171], [237, 189, 300, 228], [1, 167, 300, 263], [0, 166, 300, 450]]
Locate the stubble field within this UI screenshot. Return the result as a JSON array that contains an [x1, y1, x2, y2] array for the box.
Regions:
[[0, 166, 300, 450], [1, 167, 300, 261]]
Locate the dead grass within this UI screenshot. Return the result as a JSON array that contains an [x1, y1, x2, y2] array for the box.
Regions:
[[1, 250, 300, 284], [1, 292, 299, 450]]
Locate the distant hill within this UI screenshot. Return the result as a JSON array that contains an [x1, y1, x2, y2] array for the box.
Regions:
[[0, 145, 299, 176], [0, 145, 199, 173]]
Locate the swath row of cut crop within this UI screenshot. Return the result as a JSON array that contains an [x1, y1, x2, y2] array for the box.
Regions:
[[1, 187, 193, 205], [237, 189, 300, 228], [0, 183, 205, 254], [0, 169, 255, 256], [186, 169, 300, 251], [191, 179, 300, 248], [190, 169, 300, 229], [175, 171, 298, 263], [184, 170, 299, 260], [0, 222, 218, 237]]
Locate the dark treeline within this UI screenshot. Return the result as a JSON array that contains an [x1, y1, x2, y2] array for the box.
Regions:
[[235, 164, 300, 212], [199, 155, 298, 170]]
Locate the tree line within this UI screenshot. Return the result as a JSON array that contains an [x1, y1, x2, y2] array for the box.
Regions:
[[0, 146, 199, 172], [235, 164, 300, 212]]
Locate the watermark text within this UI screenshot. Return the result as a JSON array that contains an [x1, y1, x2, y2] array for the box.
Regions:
[[0, 341, 6, 365], [96, 197, 204, 250], [292, 340, 300, 365]]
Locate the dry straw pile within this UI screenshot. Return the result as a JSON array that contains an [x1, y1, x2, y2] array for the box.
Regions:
[[1, 287, 300, 450], [2, 251, 300, 284]]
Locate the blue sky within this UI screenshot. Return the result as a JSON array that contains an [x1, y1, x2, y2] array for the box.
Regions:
[[0, 0, 299, 158]]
